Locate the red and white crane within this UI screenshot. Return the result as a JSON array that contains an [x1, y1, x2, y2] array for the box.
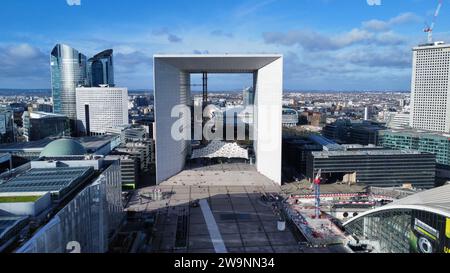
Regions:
[[313, 169, 322, 219], [424, 0, 443, 44]]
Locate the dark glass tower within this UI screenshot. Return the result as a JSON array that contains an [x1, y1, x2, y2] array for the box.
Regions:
[[88, 49, 115, 87], [51, 44, 88, 133]]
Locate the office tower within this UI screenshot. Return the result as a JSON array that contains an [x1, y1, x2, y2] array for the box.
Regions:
[[51, 44, 88, 133], [22, 111, 70, 141], [0, 105, 15, 144], [88, 49, 115, 87], [76, 86, 129, 136], [243, 87, 255, 106], [364, 107, 369, 121], [410, 42, 450, 132]]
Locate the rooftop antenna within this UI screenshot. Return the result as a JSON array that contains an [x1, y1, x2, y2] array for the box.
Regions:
[[424, 0, 443, 44]]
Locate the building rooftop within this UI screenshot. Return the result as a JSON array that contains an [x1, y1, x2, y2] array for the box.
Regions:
[[0, 135, 119, 154], [27, 111, 67, 119], [414, 41, 448, 50], [89, 49, 113, 61], [154, 54, 282, 73], [191, 141, 249, 160], [0, 167, 94, 198], [0, 214, 28, 248], [344, 184, 450, 227], [380, 128, 450, 139], [40, 139, 86, 157], [385, 184, 450, 217], [308, 135, 344, 151], [312, 148, 426, 158], [0, 154, 11, 165]]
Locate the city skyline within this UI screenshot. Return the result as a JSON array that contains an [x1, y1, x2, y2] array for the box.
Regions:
[[1, 0, 450, 90]]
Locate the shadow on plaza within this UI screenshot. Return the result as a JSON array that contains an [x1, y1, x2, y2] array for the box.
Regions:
[[116, 189, 308, 254]]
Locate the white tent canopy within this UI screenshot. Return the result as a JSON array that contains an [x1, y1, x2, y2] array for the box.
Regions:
[[191, 141, 249, 160]]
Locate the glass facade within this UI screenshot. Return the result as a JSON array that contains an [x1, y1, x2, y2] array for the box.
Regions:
[[16, 162, 124, 253], [379, 129, 450, 168], [345, 209, 450, 253], [87, 49, 114, 87], [0, 105, 15, 144], [51, 44, 88, 132], [22, 112, 70, 141], [323, 120, 384, 146], [306, 150, 436, 188]]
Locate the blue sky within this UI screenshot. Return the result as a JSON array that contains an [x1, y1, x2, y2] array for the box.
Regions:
[[0, 0, 449, 91]]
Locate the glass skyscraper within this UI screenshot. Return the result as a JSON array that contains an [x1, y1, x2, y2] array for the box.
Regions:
[[51, 45, 115, 135], [51, 44, 88, 133], [88, 49, 115, 87]]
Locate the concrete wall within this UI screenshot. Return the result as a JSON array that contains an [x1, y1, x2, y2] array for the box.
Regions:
[[154, 59, 187, 183], [254, 58, 283, 184]]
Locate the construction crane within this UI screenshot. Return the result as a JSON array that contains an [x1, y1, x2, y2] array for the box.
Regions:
[[424, 0, 443, 44], [313, 169, 322, 219]]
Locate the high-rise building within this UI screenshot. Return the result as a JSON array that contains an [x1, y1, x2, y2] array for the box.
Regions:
[[243, 87, 254, 106], [0, 105, 15, 144], [88, 49, 115, 87], [410, 42, 450, 132], [76, 86, 129, 136], [51, 44, 88, 133], [51, 45, 117, 134]]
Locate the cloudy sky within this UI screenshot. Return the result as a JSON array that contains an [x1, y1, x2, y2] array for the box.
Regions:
[[0, 0, 449, 91]]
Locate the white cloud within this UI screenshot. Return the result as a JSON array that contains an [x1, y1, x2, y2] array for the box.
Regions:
[[362, 12, 421, 32], [66, 0, 81, 6]]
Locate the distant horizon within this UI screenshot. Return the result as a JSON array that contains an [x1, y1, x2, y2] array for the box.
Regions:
[[0, 88, 411, 94], [1, 1, 447, 90]]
